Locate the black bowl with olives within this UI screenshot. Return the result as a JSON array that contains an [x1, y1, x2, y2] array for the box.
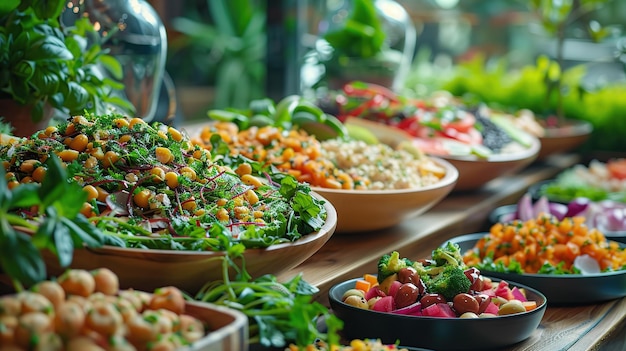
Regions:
[[329, 277, 547, 351]]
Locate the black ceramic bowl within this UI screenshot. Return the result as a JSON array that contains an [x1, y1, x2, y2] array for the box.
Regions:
[[445, 233, 626, 305], [488, 204, 626, 244], [329, 277, 547, 351]]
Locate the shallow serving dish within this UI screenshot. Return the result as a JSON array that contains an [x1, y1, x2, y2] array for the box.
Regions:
[[537, 119, 592, 160], [489, 204, 626, 244], [329, 277, 547, 351], [441, 135, 540, 191], [43, 197, 337, 295], [445, 233, 626, 305], [313, 157, 458, 233], [183, 300, 249, 351]]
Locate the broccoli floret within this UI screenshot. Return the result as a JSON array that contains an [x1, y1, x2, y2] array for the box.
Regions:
[[377, 251, 414, 283], [423, 265, 471, 301], [431, 242, 466, 268]]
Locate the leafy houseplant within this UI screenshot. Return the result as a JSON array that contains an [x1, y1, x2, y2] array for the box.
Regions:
[[0, 0, 133, 136], [315, 0, 415, 90], [168, 0, 266, 110], [527, 0, 613, 120]]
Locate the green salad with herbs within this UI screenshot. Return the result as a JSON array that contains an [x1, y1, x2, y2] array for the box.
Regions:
[[1, 113, 327, 252]]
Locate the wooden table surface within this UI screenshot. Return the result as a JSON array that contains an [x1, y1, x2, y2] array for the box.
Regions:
[[277, 154, 626, 351]]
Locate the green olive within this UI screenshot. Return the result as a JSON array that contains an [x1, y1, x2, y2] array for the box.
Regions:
[[498, 300, 526, 316]]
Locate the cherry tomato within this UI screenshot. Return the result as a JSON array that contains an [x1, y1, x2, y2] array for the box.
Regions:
[[607, 159, 626, 180]]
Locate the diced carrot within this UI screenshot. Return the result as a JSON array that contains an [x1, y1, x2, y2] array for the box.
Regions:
[[363, 274, 378, 286], [355, 279, 371, 293], [522, 301, 537, 311]]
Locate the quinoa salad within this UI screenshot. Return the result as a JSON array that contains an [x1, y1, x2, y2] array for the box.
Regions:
[[193, 122, 446, 191]]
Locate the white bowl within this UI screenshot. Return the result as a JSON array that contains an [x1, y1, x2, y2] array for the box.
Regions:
[[313, 157, 457, 233]]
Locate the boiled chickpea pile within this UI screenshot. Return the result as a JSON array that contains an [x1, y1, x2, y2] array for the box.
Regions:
[[0, 268, 205, 351]]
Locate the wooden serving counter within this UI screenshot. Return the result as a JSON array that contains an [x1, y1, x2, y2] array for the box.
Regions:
[[277, 154, 626, 351]]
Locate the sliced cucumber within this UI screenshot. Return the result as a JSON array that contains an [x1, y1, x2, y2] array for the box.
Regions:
[[490, 115, 534, 148]]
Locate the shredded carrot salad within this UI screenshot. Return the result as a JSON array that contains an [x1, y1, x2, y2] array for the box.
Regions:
[[463, 214, 626, 274]]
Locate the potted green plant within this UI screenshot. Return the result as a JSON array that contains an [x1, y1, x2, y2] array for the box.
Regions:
[[0, 0, 133, 136], [313, 0, 415, 90]]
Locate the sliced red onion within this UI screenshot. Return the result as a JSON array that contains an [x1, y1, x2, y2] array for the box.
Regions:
[[105, 191, 130, 216], [533, 196, 551, 217], [565, 197, 591, 217], [517, 193, 534, 221], [391, 301, 422, 316], [573, 254, 601, 275], [548, 202, 568, 220]]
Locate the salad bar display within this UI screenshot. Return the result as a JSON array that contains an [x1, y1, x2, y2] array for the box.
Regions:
[[0, 92, 624, 350]]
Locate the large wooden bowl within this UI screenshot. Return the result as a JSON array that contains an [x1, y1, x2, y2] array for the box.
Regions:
[[42, 196, 337, 295], [313, 157, 458, 233]]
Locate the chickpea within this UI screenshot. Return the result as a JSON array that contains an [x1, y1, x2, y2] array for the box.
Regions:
[[7, 180, 19, 190], [145, 338, 177, 351], [58, 269, 96, 297], [31, 166, 47, 182], [32, 331, 63, 351], [83, 185, 99, 202], [54, 301, 85, 339], [69, 134, 89, 152], [80, 202, 96, 218], [113, 118, 130, 128], [118, 290, 151, 313], [129, 118, 146, 129], [150, 167, 165, 182], [31, 281, 65, 309], [133, 189, 153, 209], [84, 156, 99, 169], [0, 315, 18, 345], [19, 159, 39, 173], [106, 334, 137, 351], [167, 127, 183, 142], [178, 314, 205, 343], [181, 199, 197, 212], [102, 151, 120, 168], [244, 189, 259, 205], [18, 292, 53, 315], [142, 310, 173, 334], [95, 186, 109, 202], [0, 296, 21, 316], [235, 163, 252, 176], [126, 314, 159, 345], [44, 126, 58, 136], [119, 134, 132, 143], [164, 172, 179, 189], [179, 166, 196, 181], [66, 336, 106, 351], [91, 268, 119, 296], [85, 300, 124, 336], [148, 287, 185, 315], [343, 295, 368, 309], [241, 174, 263, 188], [216, 208, 230, 222], [111, 298, 138, 324], [155, 147, 173, 164], [14, 312, 53, 349], [497, 300, 526, 316], [57, 149, 79, 162]]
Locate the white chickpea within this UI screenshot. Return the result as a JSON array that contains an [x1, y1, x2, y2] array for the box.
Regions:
[[66, 336, 106, 351], [91, 268, 120, 296], [106, 334, 138, 351], [112, 297, 138, 324], [148, 287, 185, 315], [178, 314, 205, 343], [0, 315, 18, 345], [58, 269, 96, 297], [14, 312, 53, 349], [31, 281, 65, 309], [0, 296, 21, 316], [17, 292, 53, 316], [54, 301, 85, 339], [126, 314, 159, 347], [85, 300, 124, 337], [32, 331, 63, 351]]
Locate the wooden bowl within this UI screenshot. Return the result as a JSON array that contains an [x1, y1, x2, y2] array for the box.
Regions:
[[42, 197, 337, 294], [443, 136, 541, 191], [312, 157, 458, 233], [537, 119, 592, 160], [184, 300, 249, 351]]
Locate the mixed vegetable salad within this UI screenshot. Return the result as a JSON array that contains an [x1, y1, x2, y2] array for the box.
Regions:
[[316, 81, 536, 158], [537, 159, 626, 203], [342, 244, 538, 318], [201, 96, 447, 191], [464, 213, 626, 275], [1, 114, 327, 252]]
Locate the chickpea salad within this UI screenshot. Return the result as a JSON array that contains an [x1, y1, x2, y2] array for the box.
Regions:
[[0, 114, 327, 251], [193, 122, 446, 191]]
